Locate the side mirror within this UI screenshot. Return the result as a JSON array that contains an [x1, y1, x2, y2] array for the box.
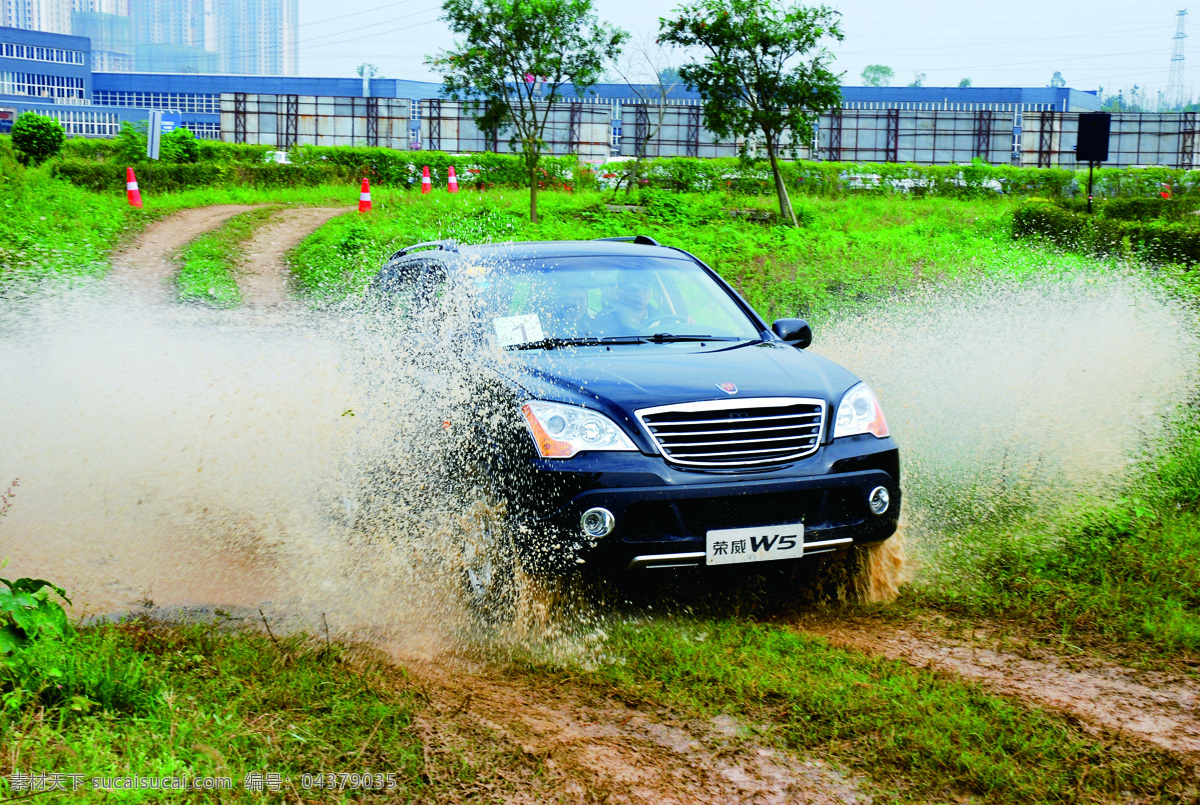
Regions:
[[772, 318, 812, 349]]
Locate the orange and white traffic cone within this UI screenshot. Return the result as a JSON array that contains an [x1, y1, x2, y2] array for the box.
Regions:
[[358, 178, 372, 213], [126, 167, 143, 209], [420, 165, 431, 195], [447, 165, 459, 194]]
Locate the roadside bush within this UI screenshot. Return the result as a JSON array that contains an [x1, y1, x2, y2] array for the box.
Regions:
[[112, 121, 147, 164], [288, 145, 582, 190], [51, 159, 353, 192], [0, 136, 25, 191], [159, 127, 200, 164], [195, 140, 276, 163], [10, 112, 65, 166], [1013, 198, 1200, 264]]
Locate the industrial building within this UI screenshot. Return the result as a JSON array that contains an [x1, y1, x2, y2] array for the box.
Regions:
[[10, 24, 1196, 169]]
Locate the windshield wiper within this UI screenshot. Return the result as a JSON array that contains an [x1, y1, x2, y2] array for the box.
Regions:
[[508, 334, 742, 350], [508, 336, 605, 350]]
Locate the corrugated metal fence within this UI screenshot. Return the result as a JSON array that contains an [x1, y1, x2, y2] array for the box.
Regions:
[[219, 93, 1200, 169], [1021, 112, 1200, 169]]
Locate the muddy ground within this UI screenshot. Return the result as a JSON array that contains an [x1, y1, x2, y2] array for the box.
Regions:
[[30, 207, 1200, 802]]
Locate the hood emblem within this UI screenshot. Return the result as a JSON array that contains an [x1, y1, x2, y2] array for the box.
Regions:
[[716, 382, 738, 395]]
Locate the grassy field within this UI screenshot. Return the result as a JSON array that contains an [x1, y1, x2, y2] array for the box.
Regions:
[[3, 165, 1200, 801]]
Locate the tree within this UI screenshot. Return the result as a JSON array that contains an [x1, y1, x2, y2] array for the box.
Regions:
[[658, 66, 682, 87], [428, 0, 627, 222], [608, 31, 684, 197], [907, 70, 925, 87], [658, 0, 843, 227], [1049, 71, 1065, 88], [861, 64, 892, 87], [10, 112, 65, 166], [958, 77, 971, 88]]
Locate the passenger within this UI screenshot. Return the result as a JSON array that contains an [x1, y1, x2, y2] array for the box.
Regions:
[[548, 288, 592, 336], [594, 272, 660, 333]]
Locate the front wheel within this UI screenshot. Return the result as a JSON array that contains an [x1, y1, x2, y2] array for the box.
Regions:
[[458, 499, 519, 625]]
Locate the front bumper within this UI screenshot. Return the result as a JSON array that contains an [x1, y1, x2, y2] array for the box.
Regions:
[[507, 434, 901, 571]]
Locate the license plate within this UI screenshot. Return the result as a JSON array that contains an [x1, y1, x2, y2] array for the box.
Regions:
[[706, 523, 804, 566]]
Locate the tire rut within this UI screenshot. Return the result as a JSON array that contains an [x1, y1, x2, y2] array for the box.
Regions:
[[237, 206, 347, 307], [108, 204, 260, 303], [407, 659, 872, 804], [107, 204, 348, 307], [799, 615, 1200, 760]]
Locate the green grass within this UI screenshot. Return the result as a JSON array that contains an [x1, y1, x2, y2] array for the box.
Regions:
[[289, 188, 1054, 322], [0, 619, 429, 802], [175, 206, 279, 307], [3, 173, 1200, 794], [558, 618, 1196, 803], [911, 410, 1200, 660]]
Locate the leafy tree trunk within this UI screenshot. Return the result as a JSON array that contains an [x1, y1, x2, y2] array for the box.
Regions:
[[525, 143, 540, 223], [764, 132, 797, 227]]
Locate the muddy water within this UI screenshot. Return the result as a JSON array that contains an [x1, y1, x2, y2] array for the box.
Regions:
[[1, 266, 1197, 653], [0, 287, 471, 653], [812, 269, 1200, 583]]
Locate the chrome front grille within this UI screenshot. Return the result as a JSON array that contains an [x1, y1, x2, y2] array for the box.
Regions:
[[636, 397, 825, 467]]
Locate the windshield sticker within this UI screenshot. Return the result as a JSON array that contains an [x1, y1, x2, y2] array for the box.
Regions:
[[464, 262, 491, 288], [493, 314, 544, 346]]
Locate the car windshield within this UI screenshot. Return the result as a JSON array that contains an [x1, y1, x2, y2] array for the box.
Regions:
[[456, 254, 762, 347]]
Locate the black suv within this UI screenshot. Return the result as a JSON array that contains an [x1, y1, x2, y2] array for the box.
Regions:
[[369, 236, 900, 599]]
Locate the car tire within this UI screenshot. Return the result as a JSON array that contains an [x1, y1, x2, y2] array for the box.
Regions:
[[458, 497, 521, 626]]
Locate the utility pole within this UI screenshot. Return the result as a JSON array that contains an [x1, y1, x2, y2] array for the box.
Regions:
[[1168, 10, 1188, 111]]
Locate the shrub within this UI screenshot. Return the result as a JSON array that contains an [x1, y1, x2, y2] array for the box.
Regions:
[[10, 112, 65, 165], [1012, 197, 1200, 264], [159, 126, 200, 164], [112, 121, 147, 164]]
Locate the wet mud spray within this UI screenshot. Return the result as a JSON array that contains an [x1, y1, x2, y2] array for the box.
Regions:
[[0, 266, 1196, 659], [814, 269, 1200, 590]]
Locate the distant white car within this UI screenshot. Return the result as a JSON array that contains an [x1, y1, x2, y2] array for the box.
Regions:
[[263, 150, 292, 165]]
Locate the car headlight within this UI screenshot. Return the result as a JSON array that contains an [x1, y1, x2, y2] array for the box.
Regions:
[[833, 382, 890, 439], [521, 401, 637, 458]]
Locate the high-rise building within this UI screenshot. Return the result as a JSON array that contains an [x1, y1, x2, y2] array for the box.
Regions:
[[121, 0, 295, 75], [72, 0, 131, 71], [216, 0, 296, 76], [9, 0, 299, 75], [2, 0, 73, 34], [127, 0, 216, 73]]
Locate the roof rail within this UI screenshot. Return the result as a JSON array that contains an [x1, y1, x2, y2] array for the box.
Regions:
[[388, 240, 460, 260], [594, 235, 662, 247]]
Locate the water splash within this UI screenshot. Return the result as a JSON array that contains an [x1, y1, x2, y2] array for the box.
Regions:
[[812, 268, 1200, 585], [2, 263, 1195, 655]]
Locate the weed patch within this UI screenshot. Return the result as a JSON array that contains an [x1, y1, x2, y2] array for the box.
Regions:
[[0, 619, 430, 801]]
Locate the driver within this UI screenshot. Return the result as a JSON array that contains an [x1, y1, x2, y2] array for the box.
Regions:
[[594, 271, 660, 333]]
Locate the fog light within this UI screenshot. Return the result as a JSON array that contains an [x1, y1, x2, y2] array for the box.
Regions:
[[580, 507, 616, 538], [868, 486, 890, 516]]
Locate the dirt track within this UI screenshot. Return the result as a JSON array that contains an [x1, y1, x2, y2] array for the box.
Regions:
[[108, 204, 259, 302], [237, 206, 346, 306], [98, 206, 1200, 801], [804, 615, 1200, 759]]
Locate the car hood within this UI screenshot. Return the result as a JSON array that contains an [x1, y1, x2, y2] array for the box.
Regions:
[[499, 340, 860, 437]]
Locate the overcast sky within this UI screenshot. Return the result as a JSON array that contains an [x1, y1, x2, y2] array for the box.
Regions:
[[294, 0, 1196, 101]]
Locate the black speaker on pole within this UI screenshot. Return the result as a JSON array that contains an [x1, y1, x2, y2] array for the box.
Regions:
[[1076, 112, 1111, 162]]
